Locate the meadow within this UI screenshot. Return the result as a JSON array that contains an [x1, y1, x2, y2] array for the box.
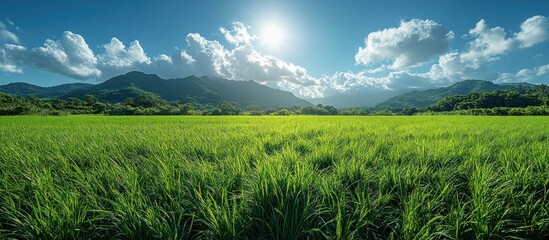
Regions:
[[0, 116, 548, 239]]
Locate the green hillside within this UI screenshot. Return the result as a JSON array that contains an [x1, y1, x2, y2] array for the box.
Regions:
[[375, 80, 529, 109], [0, 72, 311, 107], [0, 82, 93, 98]]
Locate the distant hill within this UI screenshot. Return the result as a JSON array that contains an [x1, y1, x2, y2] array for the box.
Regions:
[[376, 80, 532, 109], [0, 71, 311, 107], [0, 82, 93, 98], [425, 84, 548, 112]]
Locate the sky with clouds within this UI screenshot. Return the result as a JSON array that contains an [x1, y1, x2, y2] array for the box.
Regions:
[[0, 0, 548, 98]]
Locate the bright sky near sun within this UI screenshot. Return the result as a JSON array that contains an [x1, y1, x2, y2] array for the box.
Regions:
[[0, 0, 548, 98]]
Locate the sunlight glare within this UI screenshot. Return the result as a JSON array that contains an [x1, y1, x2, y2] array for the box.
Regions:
[[261, 22, 285, 49]]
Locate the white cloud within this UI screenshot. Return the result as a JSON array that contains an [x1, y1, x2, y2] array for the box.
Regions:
[[312, 70, 439, 98], [180, 51, 195, 64], [184, 32, 230, 77], [227, 45, 317, 85], [142, 51, 190, 79], [537, 64, 549, 75], [99, 37, 150, 68], [0, 21, 19, 43], [320, 71, 370, 93], [96, 37, 151, 79], [0, 48, 21, 73], [516, 68, 535, 81], [524, 64, 549, 79], [272, 71, 395, 99], [428, 51, 496, 81], [382, 71, 435, 90], [275, 81, 325, 98], [4, 31, 100, 79], [495, 73, 515, 83], [219, 21, 255, 46], [429, 16, 549, 82], [460, 19, 515, 68], [496, 64, 549, 83], [460, 16, 548, 69], [515, 15, 549, 48], [355, 19, 452, 69], [428, 52, 464, 80]]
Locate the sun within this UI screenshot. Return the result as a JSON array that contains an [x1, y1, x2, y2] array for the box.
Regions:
[[261, 22, 285, 49]]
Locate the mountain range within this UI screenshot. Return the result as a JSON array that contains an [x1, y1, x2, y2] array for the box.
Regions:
[[0, 82, 93, 98], [0, 71, 311, 107], [0, 72, 535, 109], [375, 80, 534, 109]]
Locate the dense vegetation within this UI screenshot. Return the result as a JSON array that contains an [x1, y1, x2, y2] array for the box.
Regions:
[[1, 116, 548, 239], [0, 91, 340, 116], [386, 84, 549, 115], [375, 80, 525, 109], [426, 85, 549, 111]]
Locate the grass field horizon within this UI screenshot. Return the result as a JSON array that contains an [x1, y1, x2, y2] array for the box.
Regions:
[[1, 115, 549, 239]]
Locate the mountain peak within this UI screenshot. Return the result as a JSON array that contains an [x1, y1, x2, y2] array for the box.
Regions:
[[0, 82, 93, 98], [122, 71, 162, 79], [4, 82, 36, 87], [452, 79, 494, 86]]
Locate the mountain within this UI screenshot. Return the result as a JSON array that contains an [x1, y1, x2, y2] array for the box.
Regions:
[[375, 80, 528, 109], [425, 84, 547, 112], [0, 71, 311, 107], [0, 82, 93, 98]]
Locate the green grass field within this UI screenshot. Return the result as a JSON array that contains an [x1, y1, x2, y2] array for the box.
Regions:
[[1, 116, 548, 239]]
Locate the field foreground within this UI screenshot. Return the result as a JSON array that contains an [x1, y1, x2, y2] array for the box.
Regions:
[[1, 116, 548, 239]]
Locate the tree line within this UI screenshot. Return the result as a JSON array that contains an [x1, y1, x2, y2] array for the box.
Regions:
[[0, 91, 345, 116], [417, 85, 549, 115]]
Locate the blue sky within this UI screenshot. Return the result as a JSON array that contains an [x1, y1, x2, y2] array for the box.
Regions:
[[0, 0, 548, 97]]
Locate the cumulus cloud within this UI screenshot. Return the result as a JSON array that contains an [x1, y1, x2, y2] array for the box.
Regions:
[[99, 38, 150, 68], [428, 51, 497, 81], [429, 16, 549, 82], [275, 80, 325, 98], [318, 71, 395, 93], [497, 64, 549, 83], [319, 71, 370, 93], [495, 73, 515, 83], [515, 15, 549, 48], [184, 32, 230, 77], [4, 31, 100, 79], [151, 24, 319, 95], [226, 45, 317, 86], [459, 19, 517, 69], [311, 70, 439, 98], [219, 21, 255, 46], [355, 19, 452, 69], [516, 68, 535, 81], [0, 21, 19, 43], [96, 37, 151, 79], [0, 48, 21, 73], [537, 64, 549, 75]]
